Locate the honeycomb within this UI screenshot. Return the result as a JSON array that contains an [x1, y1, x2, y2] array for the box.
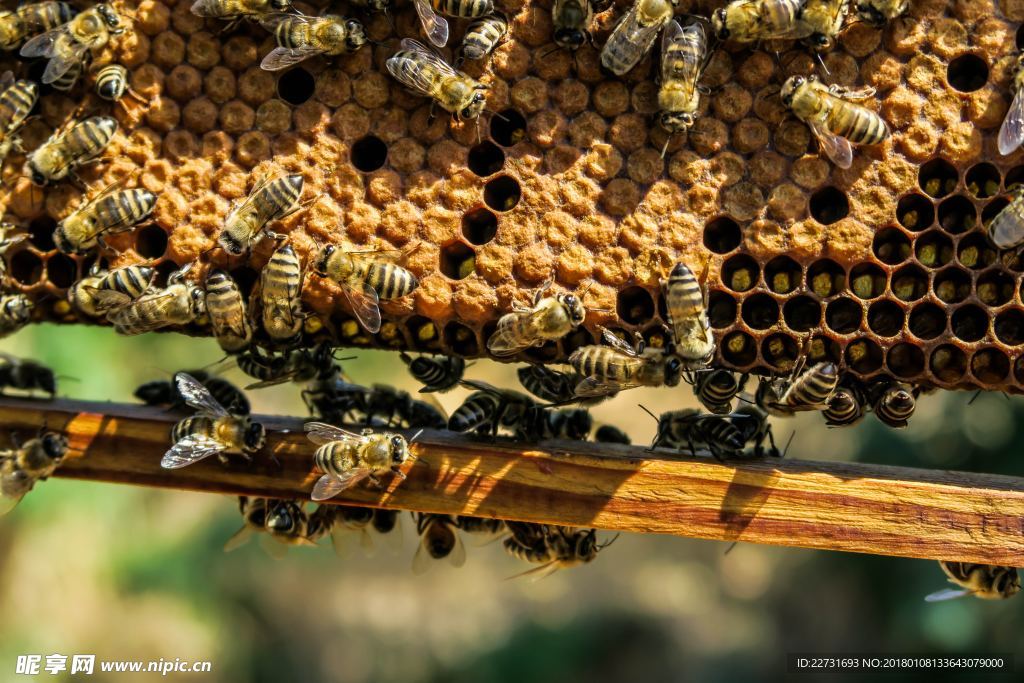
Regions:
[[1, 0, 1024, 392]]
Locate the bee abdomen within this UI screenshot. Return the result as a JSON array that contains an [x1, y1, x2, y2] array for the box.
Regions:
[[782, 363, 838, 407], [448, 392, 498, 432], [0, 80, 38, 125], [100, 189, 158, 230], [831, 104, 889, 145], [823, 387, 864, 427], [50, 61, 83, 92], [171, 416, 214, 442], [67, 116, 118, 158], [988, 194, 1024, 249], [314, 442, 353, 477], [434, 0, 493, 18], [274, 16, 311, 48], [461, 14, 507, 60], [503, 536, 551, 564], [98, 264, 154, 299], [95, 63, 128, 100], [365, 262, 418, 300], [254, 174, 304, 220]]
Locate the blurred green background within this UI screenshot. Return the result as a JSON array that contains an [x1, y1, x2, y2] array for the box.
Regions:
[[0, 324, 1021, 682]]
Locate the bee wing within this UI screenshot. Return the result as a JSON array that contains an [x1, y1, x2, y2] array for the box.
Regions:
[[175, 372, 230, 417], [599, 326, 638, 356], [161, 434, 227, 469], [223, 525, 255, 552], [304, 420, 364, 445], [40, 38, 88, 84], [604, 4, 662, 75], [574, 376, 640, 397], [260, 534, 290, 559], [260, 46, 322, 71], [19, 27, 62, 58], [924, 587, 972, 602], [91, 289, 132, 314], [387, 39, 458, 97], [0, 494, 23, 516], [244, 374, 296, 390], [340, 282, 382, 334], [447, 528, 467, 568], [311, 470, 370, 501], [413, 0, 449, 48], [999, 87, 1024, 155], [486, 313, 531, 356], [412, 534, 434, 575], [108, 290, 179, 335], [808, 120, 853, 170]]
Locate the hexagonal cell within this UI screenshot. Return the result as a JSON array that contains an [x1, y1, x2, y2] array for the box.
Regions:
[[761, 333, 799, 370], [707, 290, 738, 328], [1005, 166, 1024, 190], [825, 297, 862, 334], [152, 260, 179, 287], [908, 302, 945, 340], [806, 259, 845, 297], [741, 293, 780, 330], [806, 335, 840, 365], [376, 321, 406, 349], [490, 108, 527, 147], [951, 304, 988, 342], [703, 216, 742, 254], [809, 186, 849, 225], [937, 195, 976, 234], [445, 321, 480, 356], [764, 255, 800, 294], [971, 348, 1010, 384], [721, 254, 759, 293], [617, 286, 655, 324], [981, 196, 1009, 227], [782, 295, 821, 332], [965, 163, 1000, 199], [9, 249, 42, 286], [897, 193, 935, 231], [46, 253, 77, 289], [919, 158, 958, 198], [406, 315, 441, 350], [995, 309, 1024, 345], [845, 339, 883, 374], [976, 270, 1015, 306], [867, 299, 904, 337], [933, 267, 971, 304], [524, 341, 560, 363], [483, 175, 521, 212], [641, 325, 672, 352], [135, 225, 168, 259], [848, 263, 886, 299], [439, 241, 476, 280], [930, 344, 967, 383], [561, 327, 595, 355], [721, 331, 756, 366], [351, 135, 388, 173], [27, 216, 56, 251], [913, 230, 953, 267], [946, 53, 989, 93], [890, 264, 927, 302], [462, 207, 498, 245], [887, 343, 925, 379], [277, 67, 315, 105], [467, 141, 505, 177], [872, 227, 910, 265], [956, 232, 996, 270]]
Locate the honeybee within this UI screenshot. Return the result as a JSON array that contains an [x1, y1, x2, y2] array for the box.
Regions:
[[259, 14, 367, 71], [515, 404, 593, 441], [711, 0, 805, 43], [19, 3, 123, 86], [691, 369, 748, 414], [822, 381, 866, 427], [27, 115, 118, 186], [449, 379, 534, 435], [551, 0, 596, 51], [0, 74, 38, 164], [413, 513, 466, 573], [108, 267, 206, 335], [53, 182, 157, 254], [94, 63, 142, 104], [600, 0, 678, 77], [853, 0, 908, 27], [0, 431, 68, 512], [730, 404, 782, 458], [0, 222, 27, 282], [487, 286, 586, 357], [135, 370, 250, 415], [191, 0, 292, 21], [413, 0, 494, 48], [0, 354, 56, 397], [569, 327, 683, 397], [799, 0, 849, 51], [645, 406, 745, 460], [594, 424, 631, 444], [657, 21, 707, 153], [458, 13, 507, 64], [217, 173, 304, 256], [1000, 55, 1024, 156], [505, 524, 614, 579], [756, 361, 839, 416], [517, 364, 611, 405], [205, 269, 252, 354], [781, 75, 890, 170], [400, 352, 464, 393], [926, 562, 1021, 602], [870, 381, 915, 429], [223, 495, 269, 551], [162, 372, 266, 469], [305, 421, 416, 501], [256, 242, 304, 344], [314, 243, 419, 334], [987, 188, 1024, 250], [68, 263, 154, 317], [50, 60, 81, 91], [0, 294, 33, 338], [0, 2, 76, 51], [386, 38, 489, 121], [664, 262, 715, 367], [456, 514, 504, 535]]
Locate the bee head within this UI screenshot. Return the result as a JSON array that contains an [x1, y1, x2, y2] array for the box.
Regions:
[[805, 34, 833, 52], [97, 4, 120, 28], [780, 76, 803, 106], [40, 432, 68, 460], [460, 89, 488, 120], [315, 245, 334, 275], [558, 293, 586, 326], [997, 568, 1021, 598], [389, 434, 409, 464], [27, 160, 47, 187], [659, 111, 694, 134], [266, 502, 298, 532], [98, 78, 119, 100], [710, 8, 728, 39], [244, 422, 266, 451], [554, 28, 586, 50], [574, 529, 598, 559], [345, 19, 368, 50], [663, 354, 683, 387]]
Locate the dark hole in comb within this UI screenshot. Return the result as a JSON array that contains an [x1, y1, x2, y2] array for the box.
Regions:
[[848, 262, 885, 299], [135, 225, 168, 259], [913, 230, 952, 268], [908, 302, 945, 340], [490, 108, 527, 147], [467, 141, 505, 177], [439, 241, 475, 280], [824, 297, 861, 334], [896, 193, 934, 231], [933, 267, 971, 304], [866, 300, 903, 337], [483, 175, 521, 212], [561, 327, 595, 355], [972, 348, 1009, 383], [845, 339, 883, 375], [872, 227, 910, 265], [444, 321, 479, 356], [806, 259, 845, 297], [809, 186, 849, 225], [707, 290, 737, 329], [995, 309, 1024, 345], [764, 255, 800, 294], [617, 286, 654, 325], [782, 295, 820, 332], [721, 254, 759, 293], [46, 253, 76, 289], [703, 217, 741, 254], [965, 162, 1001, 199], [462, 207, 498, 245], [981, 196, 1009, 227], [277, 67, 315, 105], [229, 266, 259, 299], [951, 304, 988, 342], [937, 195, 976, 234], [351, 135, 388, 173], [152, 260, 179, 287], [721, 331, 756, 366], [1005, 165, 1024, 191], [887, 343, 924, 379], [931, 344, 967, 383], [976, 269, 1014, 306], [890, 263, 927, 302], [524, 341, 560, 363], [956, 232, 996, 270], [9, 249, 42, 285], [946, 53, 988, 93], [406, 314, 441, 350], [741, 293, 779, 330], [761, 333, 799, 370], [28, 216, 56, 251]]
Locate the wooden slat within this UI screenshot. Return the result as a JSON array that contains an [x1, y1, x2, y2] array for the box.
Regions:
[[2, 397, 1022, 564]]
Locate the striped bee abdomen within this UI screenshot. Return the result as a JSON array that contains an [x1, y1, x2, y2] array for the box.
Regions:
[[365, 262, 418, 300], [828, 100, 889, 145]]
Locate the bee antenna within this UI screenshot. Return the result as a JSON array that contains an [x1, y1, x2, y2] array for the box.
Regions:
[[410, 429, 425, 443], [598, 532, 620, 550], [780, 430, 795, 458], [637, 404, 659, 423], [966, 389, 982, 406], [723, 541, 738, 555], [661, 134, 672, 159], [486, 109, 509, 122], [816, 52, 831, 78]]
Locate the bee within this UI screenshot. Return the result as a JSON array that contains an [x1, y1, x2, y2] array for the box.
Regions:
[[594, 424, 631, 444], [730, 404, 782, 458], [456, 515, 504, 535], [53, 182, 157, 254], [217, 173, 304, 257], [517, 364, 612, 405], [870, 381, 915, 429], [108, 267, 206, 335], [515, 405, 593, 441], [798, 0, 849, 51], [305, 421, 415, 501], [49, 60, 81, 91], [569, 327, 683, 397], [822, 381, 866, 427], [223, 495, 269, 551], [413, 513, 466, 573], [781, 75, 890, 170], [257, 242, 304, 344], [205, 269, 252, 354], [926, 562, 1021, 602], [191, 0, 292, 21], [302, 373, 365, 422], [372, 508, 401, 535], [458, 13, 507, 64], [314, 243, 419, 334], [0, 74, 38, 165], [756, 361, 839, 416], [551, 0, 596, 51], [413, 0, 494, 48], [94, 63, 142, 103], [657, 21, 707, 153], [600, 0, 678, 77], [711, 0, 805, 43], [0, 2, 76, 51], [0, 431, 67, 512], [386, 38, 489, 120], [664, 262, 715, 368], [26, 115, 118, 186], [263, 499, 316, 549], [449, 380, 534, 435], [19, 3, 123, 86], [361, 385, 446, 430], [486, 286, 586, 357], [259, 14, 367, 71], [853, 0, 908, 28], [0, 294, 33, 339], [987, 188, 1024, 250], [135, 370, 250, 415], [0, 222, 27, 282], [645, 406, 745, 460], [505, 524, 614, 579], [162, 372, 266, 469], [0, 354, 56, 397], [400, 352, 464, 393], [69, 263, 155, 318], [691, 369, 748, 415]]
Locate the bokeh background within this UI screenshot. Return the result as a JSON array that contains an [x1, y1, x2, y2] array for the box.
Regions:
[[1, 325, 1022, 682]]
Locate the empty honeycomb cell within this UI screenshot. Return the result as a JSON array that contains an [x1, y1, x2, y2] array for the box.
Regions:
[[45, 253, 77, 289], [946, 53, 989, 93], [135, 226, 168, 260], [26, 217, 55, 252], [971, 348, 1010, 384], [887, 343, 925, 379], [708, 291, 738, 329], [439, 242, 476, 281], [720, 331, 755, 366], [806, 259, 845, 298], [952, 304, 989, 342], [849, 263, 886, 299], [741, 293, 780, 330], [956, 233, 997, 269], [524, 342, 560, 363], [934, 267, 972, 303], [937, 195, 976, 234], [891, 264, 928, 301], [930, 344, 967, 383], [809, 186, 849, 225], [764, 255, 800, 295], [914, 230, 953, 267], [467, 142, 505, 177], [995, 309, 1024, 345], [976, 270, 1015, 306], [965, 162, 1001, 199], [9, 250, 42, 286], [1006, 165, 1024, 190], [703, 217, 742, 254], [919, 158, 959, 198], [491, 109, 527, 147], [908, 302, 946, 340], [406, 315, 441, 351], [721, 254, 759, 293], [761, 333, 799, 370], [845, 339, 883, 374], [896, 193, 935, 231], [561, 327, 595, 355], [462, 208, 499, 246], [152, 260, 179, 288], [617, 286, 655, 325], [483, 176, 522, 212], [867, 300, 904, 337], [872, 227, 912, 265], [277, 68, 315, 106], [783, 296, 821, 332], [351, 135, 388, 173], [444, 321, 479, 356], [825, 297, 863, 334]]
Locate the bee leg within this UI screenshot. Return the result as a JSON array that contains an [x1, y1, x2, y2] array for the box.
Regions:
[[428, 102, 437, 124]]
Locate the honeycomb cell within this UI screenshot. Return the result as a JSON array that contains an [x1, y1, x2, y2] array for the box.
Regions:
[[783, 296, 821, 332], [444, 321, 479, 356], [867, 300, 903, 336], [807, 335, 841, 364], [46, 253, 76, 289], [1006, 165, 1024, 190], [956, 232, 996, 269], [825, 297, 863, 334], [761, 333, 799, 370], [277, 67, 315, 105], [981, 196, 1009, 228], [934, 267, 971, 303], [952, 304, 988, 342], [617, 286, 655, 325], [930, 344, 967, 383], [914, 230, 953, 267], [908, 302, 946, 339], [483, 175, 521, 212], [946, 53, 989, 93], [872, 227, 911, 265], [976, 270, 1015, 306], [971, 348, 1010, 383], [708, 291, 738, 329], [897, 193, 935, 231], [407, 315, 441, 351], [462, 208, 498, 245], [937, 195, 976, 234], [135, 226, 168, 259], [965, 162, 1001, 199], [741, 293, 780, 330], [561, 327, 595, 355], [351, 135, 388, 173], [891, 264, 928, 301], [845, 339, 883, 374], [763, 255, 800, 295], [994, 309, 1024, 345], [439, 242, 476, 280], [467, 141, 505, 177], [152, 260, 178, 287], [809, 186, 849, 225], [491, 109, 527, 147], [27, 216, 56, 251], [806, 259, 845, 298], [721, 331, 756, 366], [849, 263, 886, 299], [887, 343, 925, 378], [703, 216, 742, 254], [721, 254, 759, 293], [9, 250, 42, 286], [919, 158, 959, 198]]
